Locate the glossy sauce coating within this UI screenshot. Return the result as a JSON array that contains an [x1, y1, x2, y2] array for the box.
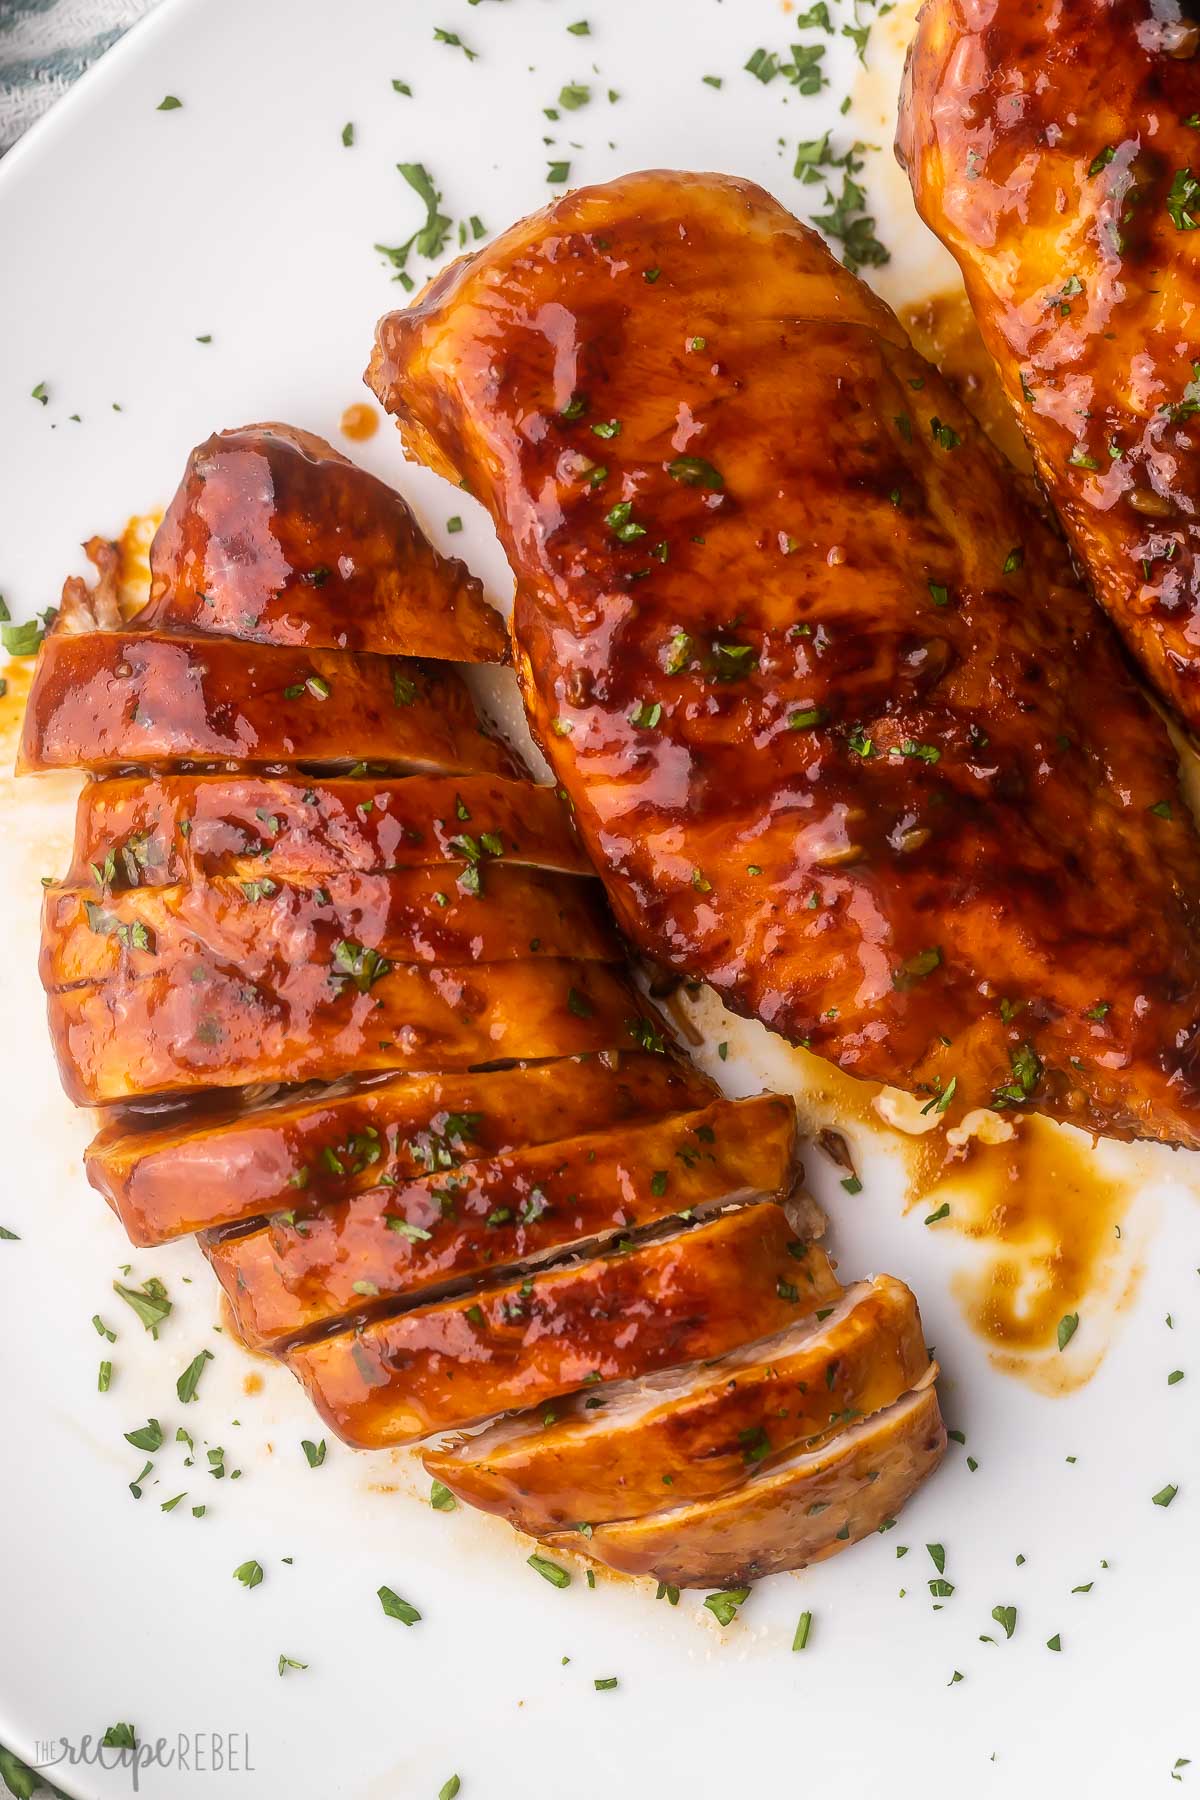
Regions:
[[370, 168, 1200, 1146], [286, 1204, 839, 1447], [899, 0, 1200, 732], [23, 418, 943, 1580], [86, 1052, 716, 1244], [18, 631, 512, 777], [67, 773, 590, 886], [48, 956, 645, 1105], [41, 866, 617, 988], [142, 422, 507, 662], [208, 1094, 798, 1349], [425, 1274, 927, 1532], [546, 1374, 945, 1586]]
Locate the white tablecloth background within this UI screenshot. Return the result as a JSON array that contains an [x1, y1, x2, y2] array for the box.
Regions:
[[2, 6, 164, 1791], [0, 0, 160, 154]]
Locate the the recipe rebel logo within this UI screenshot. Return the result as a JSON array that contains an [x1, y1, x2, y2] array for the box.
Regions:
[[34, 1731, 255, 1791]]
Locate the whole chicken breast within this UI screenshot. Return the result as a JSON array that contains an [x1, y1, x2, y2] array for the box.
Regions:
[[368, 168, 1200, 1146], [899, 0, 1200, 733]]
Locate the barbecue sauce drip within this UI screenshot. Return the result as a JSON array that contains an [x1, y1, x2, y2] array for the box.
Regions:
[[910, 1115, 1137, 1390], [340, 402, 379, 443]]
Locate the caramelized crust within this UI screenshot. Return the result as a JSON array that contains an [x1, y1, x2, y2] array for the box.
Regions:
[[286, 1205, 840, 1447], [18, 631, 511, 776], [424, 1274, 926, 1532], [142, 422, 508, 662], [369, 168, 1200, 1146], [67, 773, 590, 886], [899, 0, 1200, 732], [41, 867, 617, 988], [48, 957, 645, 1104], [86, 1053, 717, 1244], [545, 1374, 945, 1586], [208, 1093, 800, 1350]]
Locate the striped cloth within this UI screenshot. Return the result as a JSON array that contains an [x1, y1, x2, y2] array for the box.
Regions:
[[0, 0, 160, 153], [4, 5, 157, 1793]]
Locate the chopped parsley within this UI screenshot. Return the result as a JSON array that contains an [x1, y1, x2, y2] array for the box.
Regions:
[[893, 946, 942, 990], [1167, 168, 1200, 231], [604, 500, 646, 541], [433, 27, 477, 60], [113, 1275, 172, 1336], [668, 455, 723, 488], [378, 1585, 422, 1622], [375, 163, 452, 277], [331, 938, 392, 993], [176, 1349, 213, 1403], [992, 1042, 1043, 1109], [704, 1586, 750, 1627], [528, 1553, 571, 1588]]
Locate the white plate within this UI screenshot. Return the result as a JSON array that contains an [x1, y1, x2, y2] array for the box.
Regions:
[[2, 3, 1198, 1796]]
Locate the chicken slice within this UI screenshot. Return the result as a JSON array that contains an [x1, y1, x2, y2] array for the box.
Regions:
[[86, 1052, 717, 1244], [424, 1273, 926, 1533], [543, 1372, 945, 1587], [41, 867, 617, 988], [208, 1093, 801, 1350], [48, 957, 646, 1105], [286, 1204, 840, 1447], [367, 168, 1200, 1147], [18, 632, 512, 776], [67, 773, 590, 887], [898, 0, 1200, 733], [140, 422, 507, 663]]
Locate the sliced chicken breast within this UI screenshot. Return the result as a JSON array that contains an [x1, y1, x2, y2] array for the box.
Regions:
[[18, 632, 512, 776], [67, 773, 590, 887], [41, 866, 617, 988], [48, 957, 645, 1105], [286, 1203, 841, 1447], [141, 421, 508, 663], [424, 1275, 926, 1532], [86, 1052, 717, 1244], [208, 1092, 801, 1349], [544, 1373, 945, 1586]]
